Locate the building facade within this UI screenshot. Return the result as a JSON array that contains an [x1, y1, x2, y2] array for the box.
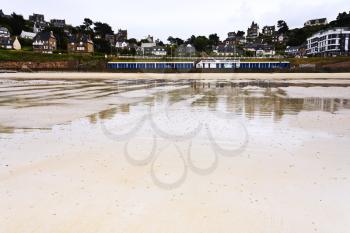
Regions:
[[0, 26, 10, 38], [304, 18, 328, 27], [145, 46, 167, 56], [195, 60, 289, 69], [32, 31, 56, 53], [20, 31, 37, 40], [262, 26, 275, 36], [67, 34, 94, 54], [50, 19, 66, 28], [29, 13, 45, 23], [115, 29, 128, 42], [141, 42, 157, 48], [115, 41, 129, 49], [145, 35, 154, 43], [306, 27, 350, 56], [175, 44, 196, 57], [285, 45, 306, 57], [0, 26, 12, 49], [244, 43, 275, 57], [227, 32, 237, 39], [213, 45, 242, 56], [247, 21, 259, 42], [137, 46, 167, 56], [225, 32, 245, 45], [107, 62, 195, 70], [30, 13, 47, 33]]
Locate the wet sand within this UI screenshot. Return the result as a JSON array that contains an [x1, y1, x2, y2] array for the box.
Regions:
[[0, 76, 350, 233], [1, 72, 350, 81]]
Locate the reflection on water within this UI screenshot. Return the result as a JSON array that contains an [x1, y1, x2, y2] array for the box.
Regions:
[[0, 79, 350, 133], [190, 86, 348, 121], [90, 81, 350, 123], [192, 83, 349, 115], [88, 104, 130, 124], [0, 125, 14, 134]]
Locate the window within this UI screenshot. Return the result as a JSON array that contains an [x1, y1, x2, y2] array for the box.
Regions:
[[328, 34, 339, 39]]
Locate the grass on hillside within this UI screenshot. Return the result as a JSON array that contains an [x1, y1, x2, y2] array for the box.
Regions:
[[0, 49, 105, 62], [287, 56, 350, 65]]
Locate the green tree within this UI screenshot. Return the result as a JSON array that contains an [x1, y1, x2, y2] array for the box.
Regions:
[[93, 22, 113, 38], [157, 40, 165, 46], [127, 38, 138, 45], [244, 50, 255, 57], [337, 11, 349, 20], [93, 38, 111, 54], [329, 11, 350, 27], [83, 18, 93, 31], [18, 37, 33, 49], [67, 25, 79, 34], [237, 31, 245, 37], [186, 35, 196, 45], [208, 33, 220, 46], [76, 18, 94, 36], [287, 28, 306, 46], [286, 25, 327, 46], [0, 13, 32, 35], [191, 36, 210, 53], [167, 36, 184, 45], [277, 20, 289, 34]]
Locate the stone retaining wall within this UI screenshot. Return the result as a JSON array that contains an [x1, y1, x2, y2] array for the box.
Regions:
[[0, 61, 79, 71]]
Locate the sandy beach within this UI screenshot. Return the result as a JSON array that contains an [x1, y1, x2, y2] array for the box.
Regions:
[[1, 72, 350, 81], [0, 74, 350, 233]]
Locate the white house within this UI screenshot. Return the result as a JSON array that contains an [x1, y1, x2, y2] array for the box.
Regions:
[[196, 60, 238, 69], [137, 46, 167, 56], [244, 44, 275, 57], [306, 27, 350, 56], [141, 42, 156, 48], [256, 48, 275, 57], [151, 46, 167, 56], [20, 31, 37, 40], [115, 41, 129, 48], [304, 18, 328, 27]]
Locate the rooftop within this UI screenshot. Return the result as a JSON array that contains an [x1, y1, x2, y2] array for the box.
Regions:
[[34, 31, 55, 41]]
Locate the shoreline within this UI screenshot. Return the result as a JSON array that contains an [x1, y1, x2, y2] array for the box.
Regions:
[[1, 72, 350, 81]]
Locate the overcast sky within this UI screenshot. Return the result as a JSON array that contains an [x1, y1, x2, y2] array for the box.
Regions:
[[2, 0, 349, 41]]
